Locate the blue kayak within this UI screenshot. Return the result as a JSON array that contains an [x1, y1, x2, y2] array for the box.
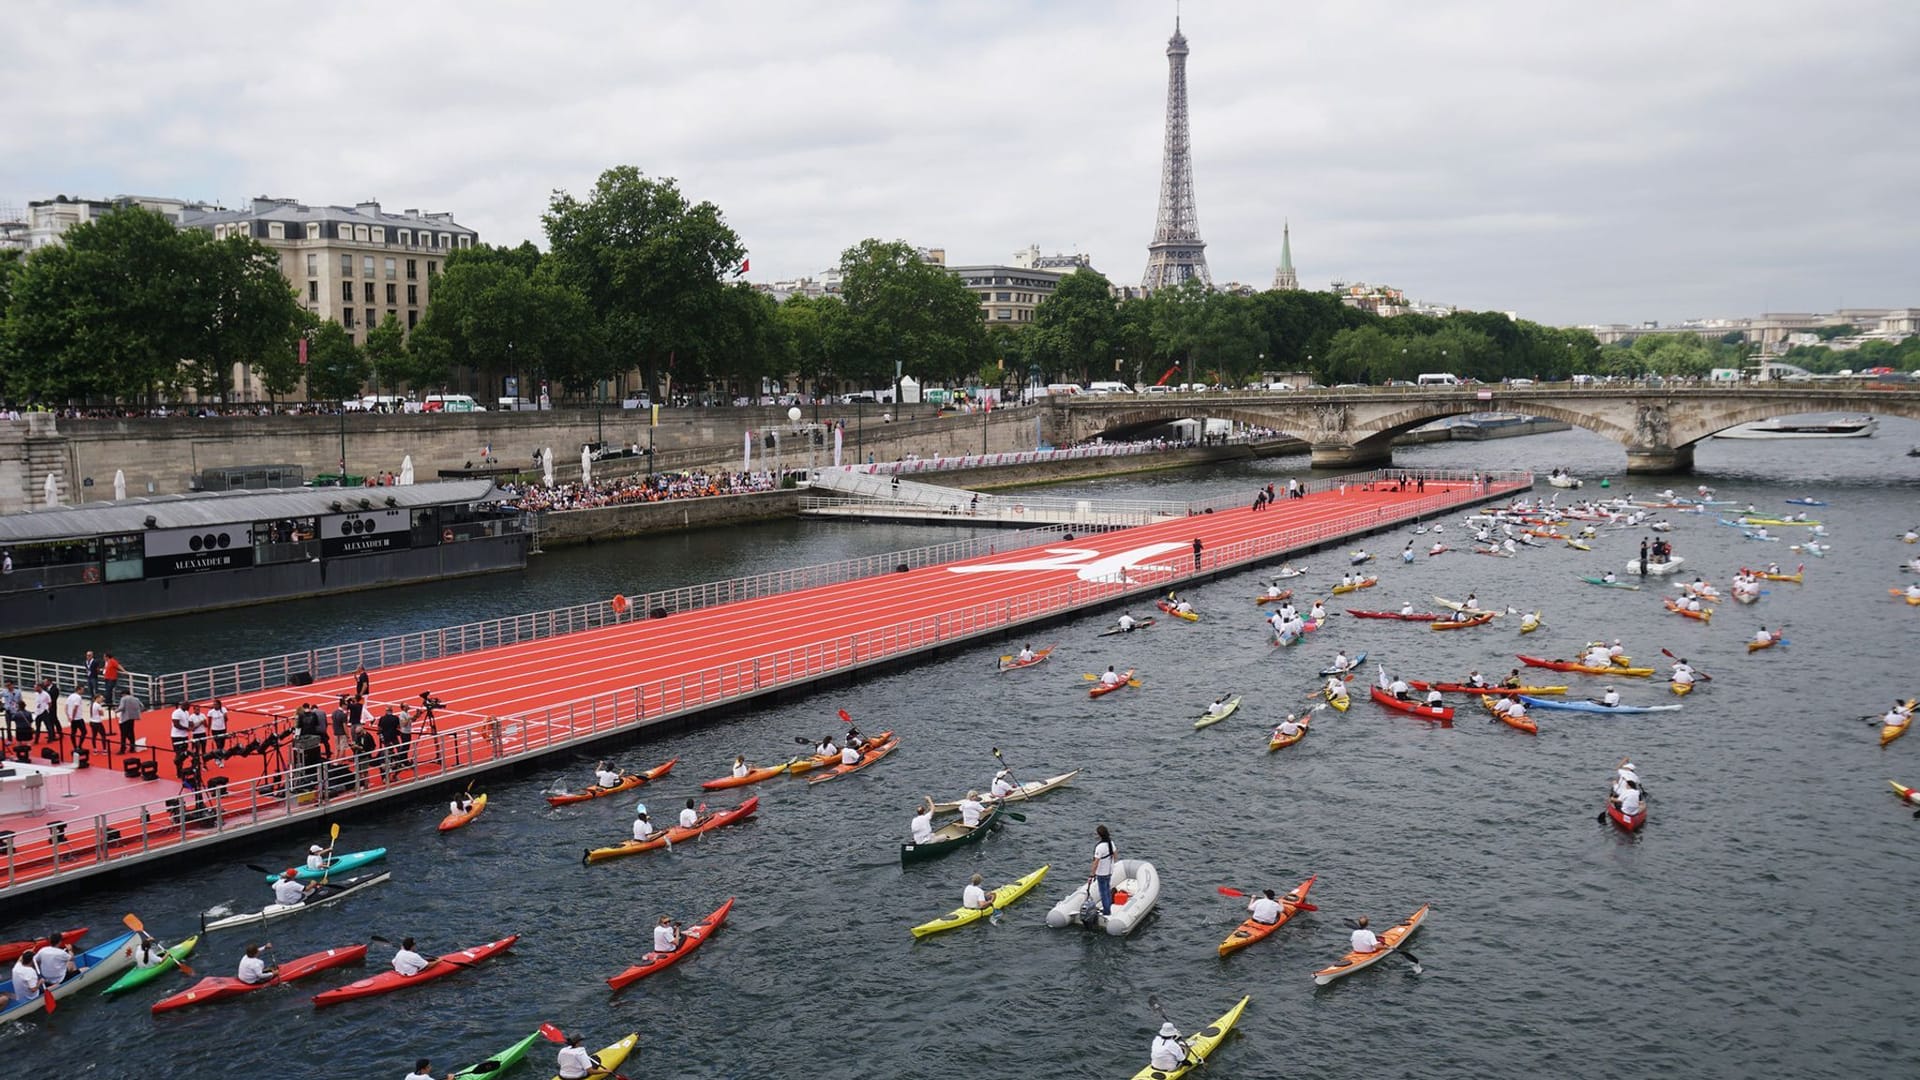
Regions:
[[261, 847, 388, 882], [1783, 498, 1828, 507], [1518, 695, 1681, 714], [1319, 651, 1366, 676]]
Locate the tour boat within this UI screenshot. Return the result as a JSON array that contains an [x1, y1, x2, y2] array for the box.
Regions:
[[1715, 416, 1877, 440]]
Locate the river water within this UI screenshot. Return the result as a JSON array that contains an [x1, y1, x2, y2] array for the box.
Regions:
[[8, 422, 1920, 1079]]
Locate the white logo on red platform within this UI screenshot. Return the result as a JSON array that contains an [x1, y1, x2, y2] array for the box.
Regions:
[[947, 542, 1188, 584]]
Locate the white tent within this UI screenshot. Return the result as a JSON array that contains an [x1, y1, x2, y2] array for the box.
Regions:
[[580, 445, 592, 486], [399, 455, 415, 486], [113, 469, 126, 501], [42, 473, 57, 507], [743, 430, 752, 474], [542, 446, 555, 487]]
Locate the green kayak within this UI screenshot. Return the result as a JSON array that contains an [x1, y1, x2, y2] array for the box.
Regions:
[[1193, 695, 1243, 730], [450, 1030, 543, 1079], [101, 935, 199, 995]]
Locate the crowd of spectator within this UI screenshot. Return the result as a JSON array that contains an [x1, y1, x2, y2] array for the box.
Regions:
[[505, 470, 780, 512]]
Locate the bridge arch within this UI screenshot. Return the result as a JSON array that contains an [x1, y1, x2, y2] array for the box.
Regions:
[[1666, 396, 1920, 446]]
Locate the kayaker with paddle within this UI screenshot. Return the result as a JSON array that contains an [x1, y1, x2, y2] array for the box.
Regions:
[[1424, 687, 1445, 708], [815, 735, 839, 758], [1387, 674, 1412, 702], [910, 797, 936, 844], [730, 755, 750, 780], [1323, 676, 1347, 700], [9, 951, 41, 1007], [1614, 760, 1639, 798], [593, 760, 621, 789], [1247, 889, 1284, 925], [1612, 780, 1644, 818], [389, 937, 429, 977], [1263, 582, 1286, 599], [958, 791, 987, 828], [1100, 666, 1122, 689], [1150, 1022, 1190, 1072], [653, 915, 681, 954], [1671, 660, 1695, 689], [1602, 570, 1619, 584], [1753, 626, 1773, 647], [678, 798, 700, 829], [555, 1034, 601, 1080], [1349, 916, 1382, 954], [1399, 602, 1415, 616], [402, 1058, 435, 1080], [963, 873, 997, 910], [272, 869, 317, 906], [1016, 644, 1036, 664], [305, 843, 329, 872], [1117, 612, 1136, 632], [236, 943, 275, 985], [1271, 714, 1303, 742], [632, 807, 656, 842], [1464, 671, 1490, 689], [839, 741, 861, 766], [990, 770, 1017, 799], [1204, 695, 1233, 719], [1173, 596, 1194, 617], [1598, 687, 1621, 708]]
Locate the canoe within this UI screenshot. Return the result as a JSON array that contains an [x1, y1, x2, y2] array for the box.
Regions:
[[1330, 576, 1378, 595], [1480, 696, 1537, 735], [786, 730, 894, 775], [1433, 596, 1497, 614], [1890, 589, 1920, 606], [1089, 669, 1137, 699], [931, 770, 1080, 813], [1313, 905, 1428, 985], [1739, 517, 1818, 527], [151, 944, 367, 1014], [546, 757, 677, 806], [1431, 613, 1495, 630], [1347, 609, 1440, 621], [807, 735, 901, 785], [312, 934, 518, 1008], [1219, 876, 1316, 956], [1046, 858, 1158, 936], [1326, 690, 1350, 712], [1156, 600, 1200, 622], [263, 847, 387, 883], [701, 762, 794, 790], [1882, 712, 1914, 747], [1127, 995, 1251, 1080], [1671, 681, 1693, 696], [1319, 652, 1366, 676], [607, 898, 734, 989], [102, 935, 200, 995], [1747, 634, 1783, 653], [1193, 696, 1243, 730], [203, 872, 392, 934], [1097, 617, 1157, 637], [901, 804, 1001, 865], [0, 928, 87, 965], [1579, 576, 1641, 590], [1890, 781, 1920, 805], [998, 644, 1056, 672], [1254, 591, 1294, 605], [1663, 600, 1712, 623], [1606, 797, 1648, 832], [584, 797, 761, 863], [1410, 681, 1565, 696], [450, 1031, 543, 1080], [1266, 716, 1311, 751], [911, 865, 1050, 939], [548, 1034, 638, 1080], [1518, 695, 1681, 714], [0, 931, 139, 1023], [1517, 655, 1654, 677], [1368, 685, 1454, 722], [438, 794, 488, 832]]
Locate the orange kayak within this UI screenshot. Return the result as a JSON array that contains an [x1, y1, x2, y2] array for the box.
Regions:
[[546, 758, 677, 806], [584, 797, 761, 863], [788, 730, 895, 775], [701, 762, 794, 790], [1089, 670, 1137, 698], [1480, 695, 1537, 735], [1430, 613, 1495, 630], [806, 735, 901, 786], [1663, 600, 1712, 623], [437, 793, 488, 831], [1218, 876, 1316, 956]]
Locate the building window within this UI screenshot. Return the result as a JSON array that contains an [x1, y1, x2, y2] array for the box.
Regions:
[[978, 292, 991, 301], [408, 310, 418, 329], [438, 233, 450, 249], [406, 284, 418, 305], [343, 309, 355, 328], [363, 255, 374, 277], [306, 254, 317, 277], [996, 308, 1013, 320], [339, 224, 352, 240], [386, 283, 397, 304], [341, 254, 352, 277], [427, 260, 438, 277], [365, 308, 374, 330], [306, 223, 320, 240], [354, 225, 369, 242], [371, 226, 385, 243], [265, 222, 283, 239], [384, 257, 396, 279], [363, 282, 374, 302], [406, 258, 417, 280], [996, 292, 1012, 302], [341, 281, 353, 302], [309, 280, 319, 301], [399, 229, 411, 246], [458, 235, 470, 248]]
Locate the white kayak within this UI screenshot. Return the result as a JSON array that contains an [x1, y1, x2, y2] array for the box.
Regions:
[[201, 872, 392, 933], [1046, 859, 1159, 936], [930, 770, 1081, 813]]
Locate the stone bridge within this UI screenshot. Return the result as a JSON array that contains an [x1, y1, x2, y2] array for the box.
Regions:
[[1047, 384, 1920, 473]]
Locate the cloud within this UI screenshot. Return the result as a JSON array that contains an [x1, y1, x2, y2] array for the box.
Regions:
[[4, 0, 1916, 324]]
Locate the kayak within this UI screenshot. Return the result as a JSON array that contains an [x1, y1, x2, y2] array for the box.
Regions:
[[1410, 681, 1566, 696], [702, 761, 795, 790], [998, 644, 1056, 671], [1519, 695, 1682, 714], [1671, 681, 1693, 696], [1346, 610, 1441, 621], [1785, 498, 1828, 507], [312, 934, 519, 1008], [1480, 696, 1537, 735], [1431, 613, 1495, 630], [1330, 576, 1378, 594], [1566, 539, 1592, 551], [901, 804, 1001, 865], [450, 1031, 543, 1080], [584, 796, 760, 863], [1758, 566, 1804, 583], [546, 757, 677, 806], [1314, 905, 1428, 985], [1663, 599, 1712, 623], [1127, 994, 1251, 1080], [806, 735, 901, 785], [1890, 589, 1920, 606], [0, 928, 87, 965], [1433, 596, 1496, 614], [911, 865, 1050, 939], [203, 872, 392, 934], [1325, 690, 1350, 712], [548, 1034, 638, 1080], [0, 931, 139, 1023], [1369, 685, 1454, 722], [1882, 712, 1914, 747], [1579, 576, 1642, 590], [152, 945, 367, 1013], [102, 935, 200, 996], [1193, 696, 1243, 729], [1518, 655, 1654, 677], [1089, 670, 1137, 698], [1747, 633, 1783, 652], [1890, 780, 1920, 806], [1219, 876, 1315, 956], [438, 794, 488, 832], [931, 770, 1080, 813], [1606, 797, 1648, 832], [1740, 517, 1819, 527], [1156, 600, 1200, 622], [607, 898, 734, 989], [1319, 652, 1366, 676], [1098, 617, 1157, 637], [787, 730, 894, 775], [1267, 716, 1311, 751], [263, 847, 387, 883], [1254, 590, 1294, 605]]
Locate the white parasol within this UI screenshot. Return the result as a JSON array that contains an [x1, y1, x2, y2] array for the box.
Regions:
[[542, 446, 555, 487], [43, 473, 58, 507], [399, 454, 415, 486], [743, 430, 752, 474], [113, 469, 126, 501], [581, 445, 592, 486]]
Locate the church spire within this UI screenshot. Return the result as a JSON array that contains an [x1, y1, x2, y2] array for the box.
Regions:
[[1272, 220, 1299, 290]]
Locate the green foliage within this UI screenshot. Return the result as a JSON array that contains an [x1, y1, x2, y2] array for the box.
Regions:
[[837, 239, 988, 387], [304, 321, 370, 402], [363, 313, 410, 393], [253, 308, 316, 401], [413, 243, 606, 396], [778, 294, 852, 393], [1031, 269, 1118, 376]]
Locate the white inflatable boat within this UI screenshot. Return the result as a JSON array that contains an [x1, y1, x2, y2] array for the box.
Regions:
[[1044, 858, 1159, 936]]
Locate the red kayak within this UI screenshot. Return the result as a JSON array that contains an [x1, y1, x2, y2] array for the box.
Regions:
[[1606, 799, 1647, 833], [1410, 681, 1532, 696], [0, 928, 86, 965], [152, 945, 366, 1014], [1369, 685, 1454, 722], [311, 935, 517, 1008], [607, 897, 734, 990], [1088, 669, 1136, 699], [546, 759, 676, 806], [1346, 610, 1440, 621]]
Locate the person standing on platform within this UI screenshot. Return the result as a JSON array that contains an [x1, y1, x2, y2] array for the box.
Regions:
[[83, 650, 100, 699], [65, 686, 87, 745], [87, 694, 109, 751], [1191, 537, 1203, 571], [101, 653, 121, 704], [354, 665, 371, 700]]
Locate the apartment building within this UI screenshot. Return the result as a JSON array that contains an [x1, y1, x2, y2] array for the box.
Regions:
[[18, 193, 224, 250]]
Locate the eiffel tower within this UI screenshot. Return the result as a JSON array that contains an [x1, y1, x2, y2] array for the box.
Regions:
[[1141, 17, 1210, 291]]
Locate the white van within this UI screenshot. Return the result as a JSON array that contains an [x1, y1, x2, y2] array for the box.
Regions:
[[1415, 373, 1460, 387], [1086, 381, 1134, 395], [1141, 384, 1176, 395], [424, 394, 487, 412]]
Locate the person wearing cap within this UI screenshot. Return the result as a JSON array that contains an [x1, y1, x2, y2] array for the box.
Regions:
[[1612, 776, 1644, 818], [845, 726, 867, 750], [962, 873, 996, 910], [1465, 670, 1489, 689], [1670, 658, 1695, 687], [556, 1034, 599, 1080], [651, 916, 680, 954], [678, 798, 699, 829], [1271, 713, 1303, 742], [236, 943, 275, 985], [271, 869, 314, 906], [391, 937, 428, 977], [1608, 639, 1626, 661], [305, 844, 329, 872], [1247, 888, 1283, 925], [1599, 687, 1622, 708], [958, 790, 987, 828], [1424, 686, 1445, 708], [1150, 1021, 1189, 1071], [631, 807, 655, 843], [909, 797, 935, 845], [1614, 760, 1639, 799], [989, 769, 1017, 800]]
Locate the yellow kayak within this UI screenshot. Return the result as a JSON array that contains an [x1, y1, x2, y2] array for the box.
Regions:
[[1128, 995, 1251, 1080], [1671, 681, 1693, 696], [909, 865, 1050, 939], [550, 1033, 637, 1080], [1882, 707, 1915, 747], [1326, 691, 1350, 713]]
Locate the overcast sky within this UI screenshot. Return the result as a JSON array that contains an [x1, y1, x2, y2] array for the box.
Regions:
[[7, 0, 1917, 325]]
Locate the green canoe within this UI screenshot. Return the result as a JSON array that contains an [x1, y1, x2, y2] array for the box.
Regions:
[[450, 1030, 543, 1080], [102, 935, 199, 995], [900, 804, 1001, 865]]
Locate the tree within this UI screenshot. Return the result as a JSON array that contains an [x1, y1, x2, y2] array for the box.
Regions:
[[253, 308, 316, 401], [778, 294, 853, 396], [543, 166, 746, 399], [363, 313, 410, 393], [181, 232, 307, 399], [837, 239, 988, 389], [1032, 269, 1118, 378], [413, 245, 605, 397], [305, 321, 370, 402]]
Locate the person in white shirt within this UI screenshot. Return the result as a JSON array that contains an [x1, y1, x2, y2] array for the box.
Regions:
[[1754, 627, 1774, 646], [1615, 761, 1639, 797], [1616, 783, 1643, 816], [593, 761, 621, 789], [1340, 572, 1354, 588], [989, 770, 1017, 799], [1090, 825, 1117, 915], [1425, 688, 1444, 708], [730, 756, 750, 779], [556, 1035, 598, 1080], [1323, 677, 1347, 700], [1150, 1023, 1188, 1072], [1264, 582, 1284, 598], [1117, 613, 1136, 632], [404, 1059, 437, 1080], [10, 953, 41, 1005], [1402, 542, 1415, 562], [910, 798, 936, 844], [632, 809, 655, 842], [963, 873, 995, 910], [1582, 646, 1611, 668], [235, 944, 273, 985], [1100, 667, 1122, 687], [1600, 687, 1622, 708], [1267, 611, 1286, 635], [1429, 542, 1446, 556], [1607, 640, 1626, 660], [1016, 644, 1035, 663], [816, 736, 838, 758], [391, 938, 429, 977], [1309, 601, 1327, 621], [271, 870, 312, 907], [1205, 696, 1231, 718], [1507, 700, 1528, 721], [678, 799, 700, 829], [1271, 714, 1303, 741], [1883, 704, 1911, 726], [1465, 671, 1489, 689], [1489, 696, 1514, 717], [1601, 570, 1618, 584], [1905, 583, 1920, 601], [652, 917, 680, 953], [839, 743, 860, 765], [31, 939, 73, 988], [1349, 916, 1381, 954], [1248, 889, 1283, 925], [1387, 676, 1410, 701], [1670, 661, 1694, 684], [1174, 597, 1193, 616], [958, 792, 986, 828], [1399, 602, 1415, 616], [305, 844, 328, 872]]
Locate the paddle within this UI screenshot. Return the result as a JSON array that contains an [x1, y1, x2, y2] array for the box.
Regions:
[[1214, 886, 1318, 912], [990, 746, 1025, 792], [1145, 993, 1198, 1069], [1659, 648, 1712, 682], [123, 913, 194, 978], [318, 823, 342, 888]]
